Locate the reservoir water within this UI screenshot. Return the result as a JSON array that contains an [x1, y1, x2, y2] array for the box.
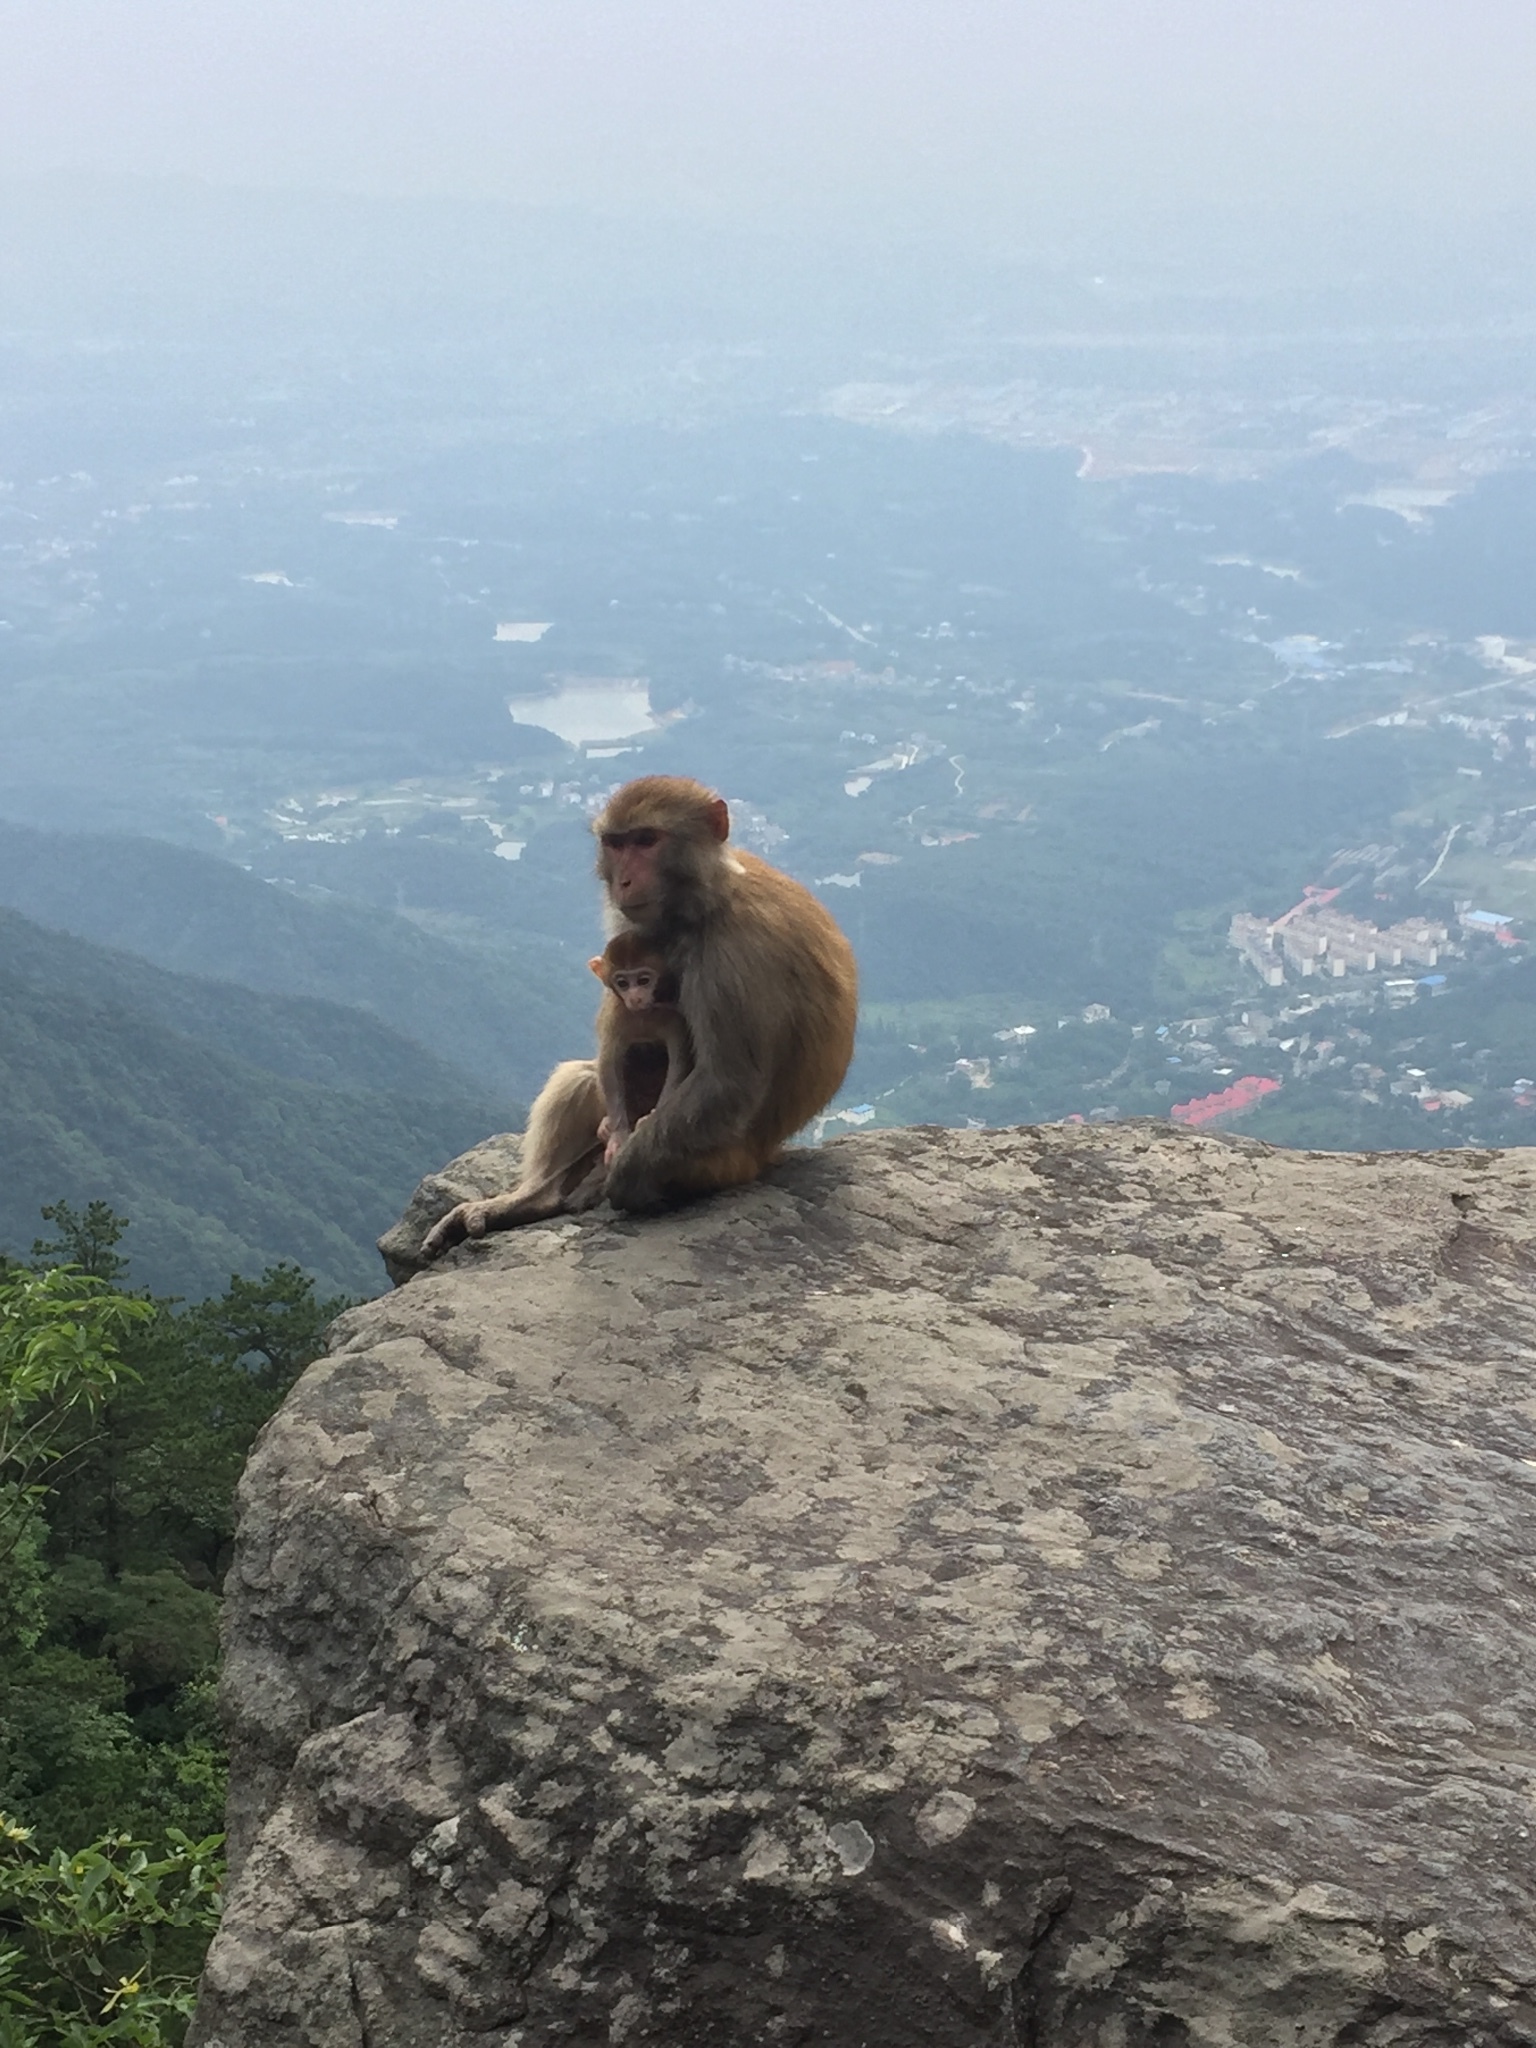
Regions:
[[508, 679, 658, 747]]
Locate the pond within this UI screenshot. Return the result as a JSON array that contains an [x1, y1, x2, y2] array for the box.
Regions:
[[508, 678, 658, 747]]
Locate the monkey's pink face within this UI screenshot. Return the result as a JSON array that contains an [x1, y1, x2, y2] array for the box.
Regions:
[[611, 969, 661, 1011], [600, 826, 667, 918]]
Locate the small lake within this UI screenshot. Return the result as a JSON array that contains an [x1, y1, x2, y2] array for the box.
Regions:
[[508, 679, 658, 747]]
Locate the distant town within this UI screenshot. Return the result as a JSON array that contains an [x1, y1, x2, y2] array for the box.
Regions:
[[1230, 888, 1453, 992]]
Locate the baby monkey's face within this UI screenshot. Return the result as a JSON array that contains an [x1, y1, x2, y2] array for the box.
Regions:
[[611, 967, 663, 1012]]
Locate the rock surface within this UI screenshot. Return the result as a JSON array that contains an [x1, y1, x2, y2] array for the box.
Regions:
[[191, 1123, 1536, 2047], [376, 1131, 526, 1287]]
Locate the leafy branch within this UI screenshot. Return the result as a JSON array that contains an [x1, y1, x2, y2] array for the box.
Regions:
[[0, 1270, 154, 1567], [0, 1816, 222, 2047]]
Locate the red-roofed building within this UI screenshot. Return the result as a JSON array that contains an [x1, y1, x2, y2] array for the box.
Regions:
[[1170, 1076, 1282, 1128]]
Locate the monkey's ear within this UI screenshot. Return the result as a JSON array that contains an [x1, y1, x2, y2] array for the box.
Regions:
[[705, 796, 730, 842], [588, 956, 605, 978]]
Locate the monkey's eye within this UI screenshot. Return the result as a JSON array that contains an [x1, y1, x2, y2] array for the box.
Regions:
[[630, 828, 661, 849]]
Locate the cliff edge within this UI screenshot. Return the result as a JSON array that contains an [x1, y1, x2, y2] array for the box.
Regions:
[[191, 1124, 1536, 2047]]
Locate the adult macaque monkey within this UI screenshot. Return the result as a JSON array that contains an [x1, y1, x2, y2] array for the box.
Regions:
[[589, 931, 691, 1163], [420, 776, 858, 1254]]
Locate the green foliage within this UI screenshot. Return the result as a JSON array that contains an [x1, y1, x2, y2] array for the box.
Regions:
[[0, 1651, 224, 1855], [37, 1250, 349, 1587], [0, 1199, 349, 2025], [28, 1211, 130, 1290], [0, 1814, 221, 2048], [177, 1264, 349, 1395], [0, 1265, 153, 1575], [45, 1568, 220, 1703], [0, 1517, 46, 1662]]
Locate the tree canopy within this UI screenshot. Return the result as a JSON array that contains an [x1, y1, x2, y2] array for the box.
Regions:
[[0, 1200, 348, 2046]]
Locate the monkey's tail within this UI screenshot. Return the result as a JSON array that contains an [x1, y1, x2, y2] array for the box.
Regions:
[[499, 1059, 607, 1219]]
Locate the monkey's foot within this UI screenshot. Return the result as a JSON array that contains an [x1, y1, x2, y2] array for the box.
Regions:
[[420, 1199, 492, 1259], [420, 1189, 563, 1257]]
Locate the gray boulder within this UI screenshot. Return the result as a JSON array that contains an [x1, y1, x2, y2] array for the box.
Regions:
[[191, 1123, 1536, 2047], [375, 1131, 526, 1287]]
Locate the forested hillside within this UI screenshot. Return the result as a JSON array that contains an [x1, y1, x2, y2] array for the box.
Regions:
[[0, 907, 506, 1098], [0, 821, 592, 1103], [0, 907, 516, 1299]]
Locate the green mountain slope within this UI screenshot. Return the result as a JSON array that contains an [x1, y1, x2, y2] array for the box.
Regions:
[[0, 921, 517, 1300], [0, 906, 504, 1102], [0, 821, 591, 1101]]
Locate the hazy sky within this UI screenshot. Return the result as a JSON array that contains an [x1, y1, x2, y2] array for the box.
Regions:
[[4, 0, 1535, 245]]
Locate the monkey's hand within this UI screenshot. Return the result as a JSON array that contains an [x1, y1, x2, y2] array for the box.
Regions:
[[602, 1120, 634, 1166], [420, 1196, 507, 1259]]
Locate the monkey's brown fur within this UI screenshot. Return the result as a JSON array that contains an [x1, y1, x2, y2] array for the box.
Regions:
[[420, 776, 858, 1250]]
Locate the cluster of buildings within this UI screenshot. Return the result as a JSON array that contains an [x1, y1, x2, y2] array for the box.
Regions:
[[820, 378, 1536, 493], [1229, 888, 1451, 989]]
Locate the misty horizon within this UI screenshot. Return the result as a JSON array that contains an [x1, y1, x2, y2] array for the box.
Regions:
[[2, 0, 1535, 287]]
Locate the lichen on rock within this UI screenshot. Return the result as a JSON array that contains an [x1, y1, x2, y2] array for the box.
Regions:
[[191, 1123, 1536, 2046]]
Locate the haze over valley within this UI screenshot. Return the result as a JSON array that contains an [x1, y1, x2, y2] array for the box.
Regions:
[[6, 0, 1536, 1292], [4, 177, 1536, 1292]]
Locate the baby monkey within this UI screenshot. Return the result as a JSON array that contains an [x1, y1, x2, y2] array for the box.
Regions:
[[589, 932, 692, 1164]]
